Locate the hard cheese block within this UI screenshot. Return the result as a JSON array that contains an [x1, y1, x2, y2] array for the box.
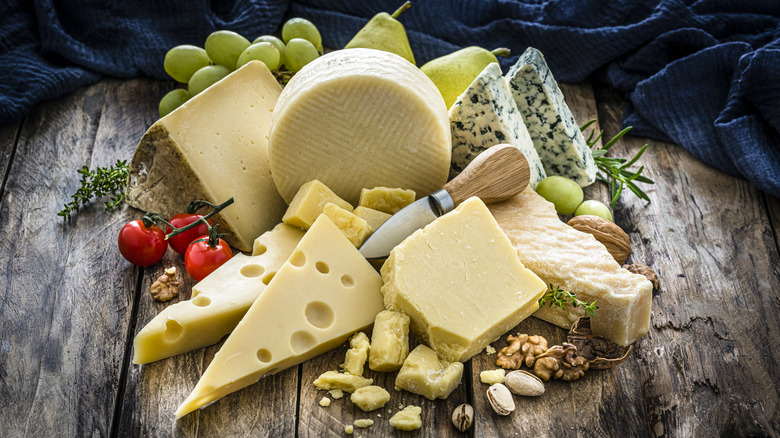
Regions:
[[175, 215, 385, 418], [449, 62, 546, 187], [488, 189, 653, 345], [505, 47, 596, 187], [381, 197, 547, 363], [268, 48, 451, 205], [132, 223, 304, 364], [125, 61, 286, 251]]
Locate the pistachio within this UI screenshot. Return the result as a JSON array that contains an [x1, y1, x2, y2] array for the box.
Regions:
[[486, 383, 515, 416], [451, 403, 474, 432], [504, 370, 545, 397]]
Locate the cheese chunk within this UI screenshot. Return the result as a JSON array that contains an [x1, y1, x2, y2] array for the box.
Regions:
[[323, 203, 371, 248], [341, 332, 370, 376], [389, 406, 422, 431], [283, 179, 353, 230], [313, 371, 373, 393], [358, 187, 416, 214], [132, 223, 303, 364], [449, 62, 546, 187], [368, 310, 410, 372], [506, 48, 596, 187], [175, 215, 385, 417], [381, 197, 547, 362], [268, 49, 451, 205], [488, 189, 653, 346], [480, 369, 506, 384], [126, 61, 286, 251], [350, 386, 390, 412], [394, 345, 463, 400], [352, 206, 392, 232]]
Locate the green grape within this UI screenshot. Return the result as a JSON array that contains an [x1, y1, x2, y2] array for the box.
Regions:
[[575, 200, 614, 221], [164, 45, 211, 83], [253, 35, 286, 67], [188, 65, 231, 96], [205, 30, 251, 69], [282, 18, 322, 53], [158, 89, 190, 117], [535, 176, 584, 215], [236, 42, 280, 70], [284, 38, 319, 72]]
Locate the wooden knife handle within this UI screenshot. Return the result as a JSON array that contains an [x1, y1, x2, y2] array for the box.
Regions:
[[443, 144, 530, 206]]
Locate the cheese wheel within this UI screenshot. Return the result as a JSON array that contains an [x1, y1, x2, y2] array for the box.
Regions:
[[268, 49, 451, 205]]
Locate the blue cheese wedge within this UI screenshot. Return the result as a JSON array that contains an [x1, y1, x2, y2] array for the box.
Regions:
[[505, 48, 596, 187], [449, 62, 546, 187]]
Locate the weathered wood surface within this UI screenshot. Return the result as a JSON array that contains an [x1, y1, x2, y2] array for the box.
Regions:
[[0, 77, 778, 438]]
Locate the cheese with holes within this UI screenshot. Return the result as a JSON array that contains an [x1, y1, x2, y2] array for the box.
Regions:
[[283, 179, 353, 230], [449, 62, 546, 187], [381, 197, 547, 362], [488, 189, 652, 345], [132, 223, 303, 364], [175, 215, 384, 418], [126, 61, 286, 251], [506, 48, 596, 186], [268, 49, 451, 205]]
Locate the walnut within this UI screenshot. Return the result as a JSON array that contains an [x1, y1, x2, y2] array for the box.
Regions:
[[496, 334, 548, 369], [568, 215, 632, 264], [150, 267, 179, 301], [567, 317, 633, 370], [623, 262, 659, 290], [533, 343, 589, 381]]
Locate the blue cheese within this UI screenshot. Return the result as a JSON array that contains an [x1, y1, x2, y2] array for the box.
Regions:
[[505, 48, 596, 187], [449, 63, 546, 187]]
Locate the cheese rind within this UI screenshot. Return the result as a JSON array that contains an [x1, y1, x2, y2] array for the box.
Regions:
[[381, 197, 547, 362], [283, 180, 353, 230], [394, 345, 463, 400], [488, 189, 653, 345], [505, 48, 596, 187], [449, 62, 546, 187], [126, 61, 286, 251]]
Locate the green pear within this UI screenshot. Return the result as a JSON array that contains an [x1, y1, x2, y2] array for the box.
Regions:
[[421, 47, 511, 109], [344, 2, 416, 65]]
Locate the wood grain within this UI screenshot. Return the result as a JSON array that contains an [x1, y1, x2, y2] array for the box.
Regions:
[[443, 144, 530, 205]]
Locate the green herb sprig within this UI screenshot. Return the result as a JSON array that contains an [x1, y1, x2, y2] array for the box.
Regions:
[[58, 160, 129, 221], [538, 284, 598, 317], [581, 119, 654, 206]]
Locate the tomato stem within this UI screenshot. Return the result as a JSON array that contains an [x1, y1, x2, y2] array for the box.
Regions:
[[165, 197, 234, 241]]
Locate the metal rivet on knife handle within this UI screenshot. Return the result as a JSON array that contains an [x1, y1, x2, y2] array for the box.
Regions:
[[442, 144, 531, 206]]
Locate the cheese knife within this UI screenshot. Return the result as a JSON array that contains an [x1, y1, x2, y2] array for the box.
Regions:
[[359, 144, 531, 260]]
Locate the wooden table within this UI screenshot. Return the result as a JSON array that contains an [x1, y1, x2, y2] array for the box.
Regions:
[[0, 77, 778, 437]]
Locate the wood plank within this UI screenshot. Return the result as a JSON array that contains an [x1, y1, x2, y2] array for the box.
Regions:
[[766, 193, 780, 256], [0, 121, 21, 193]]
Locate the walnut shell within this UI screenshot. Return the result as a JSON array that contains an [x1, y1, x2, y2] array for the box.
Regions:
[[623, 262, 659, 290], [567, 215, 632, 264]]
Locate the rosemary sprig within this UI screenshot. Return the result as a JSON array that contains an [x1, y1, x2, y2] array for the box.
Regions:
[[58, 160, 129, 221], [538, 284, 598, 318], [581, 119, 654, 206]]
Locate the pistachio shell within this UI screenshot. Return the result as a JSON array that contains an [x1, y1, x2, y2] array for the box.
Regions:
[[504, 370, 545, 396]]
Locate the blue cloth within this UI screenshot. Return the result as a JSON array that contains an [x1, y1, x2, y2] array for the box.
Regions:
[[1, 0, 778, 195]]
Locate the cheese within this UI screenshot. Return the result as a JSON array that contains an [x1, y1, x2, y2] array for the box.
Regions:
[[358, 187, 416, 214], [394, 345, 463, 400], [323, 203, 372, 248], [126, 61, 286, 251], [283, 179, 353, 230], [449, 62, 546, 187], [313, 371, 373, 393], [341, 331, 370, 376], [381, 197, 547, 362], [488, 189, 653, 346], [132, 223, 303, 364], [352, 206, 392, 232], [505, 48, 596, 187], [389, 405, 422, 431], [480, 369, 506, 384], [268, 48, 451, 205], [175, 215, 385, 417], [350, 386, 390, 412], [368, 310, 410, 372]]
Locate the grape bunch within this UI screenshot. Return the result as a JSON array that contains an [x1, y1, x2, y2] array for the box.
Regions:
[[159, 18, 323, 117]]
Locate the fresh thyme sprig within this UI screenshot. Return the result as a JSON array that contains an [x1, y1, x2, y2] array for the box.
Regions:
[[538, 284, 598, 317], [581, 119, 654, 206], [58, 160, 129, 221]]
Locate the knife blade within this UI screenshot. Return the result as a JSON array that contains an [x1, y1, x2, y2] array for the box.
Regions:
[[359, 144, 531, 260]]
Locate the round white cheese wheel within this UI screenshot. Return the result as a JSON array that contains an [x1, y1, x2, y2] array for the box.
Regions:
[[268, 48, 451, 205]]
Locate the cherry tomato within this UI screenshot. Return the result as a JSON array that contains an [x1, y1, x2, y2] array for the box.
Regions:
[[165, 213, 213, 255], [118, 220, 167, 267], [185, 236, 232, 281]]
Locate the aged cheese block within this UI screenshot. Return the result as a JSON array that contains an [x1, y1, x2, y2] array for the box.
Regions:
[[322, 203, 372, 248], [126, 61, 286, 251], [488, 189, 653, 346], [132, 223, 303, 364], [381, 197, 547, 362], [352, 206, 392, 232], [268, 48, 451, 205], [368, 310, 410, 372], [283, 179, 353, 230], [394, 345, 463, 400], [358, 187, 416, 214], [506, 48, 596, 187], [341, 332, 370, 376], [175, 215, 384, 418], [449, 62, 546, 187]]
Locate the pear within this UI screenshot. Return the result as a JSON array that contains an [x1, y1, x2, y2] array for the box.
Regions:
[[421, 47, 511, 109], [344, 2, 416, 65]]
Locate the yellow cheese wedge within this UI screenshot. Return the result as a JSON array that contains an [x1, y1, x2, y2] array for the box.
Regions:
[[283, 179, 353, 230], [381, 197, 547, 362], [125, 61, 286, 251], [132, 223, 304, 364], [175, 215, 385, 418], [268, 48, 451, 205]]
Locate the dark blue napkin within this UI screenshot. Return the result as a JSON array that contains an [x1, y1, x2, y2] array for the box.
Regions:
[[1, 0, 778, 196]]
